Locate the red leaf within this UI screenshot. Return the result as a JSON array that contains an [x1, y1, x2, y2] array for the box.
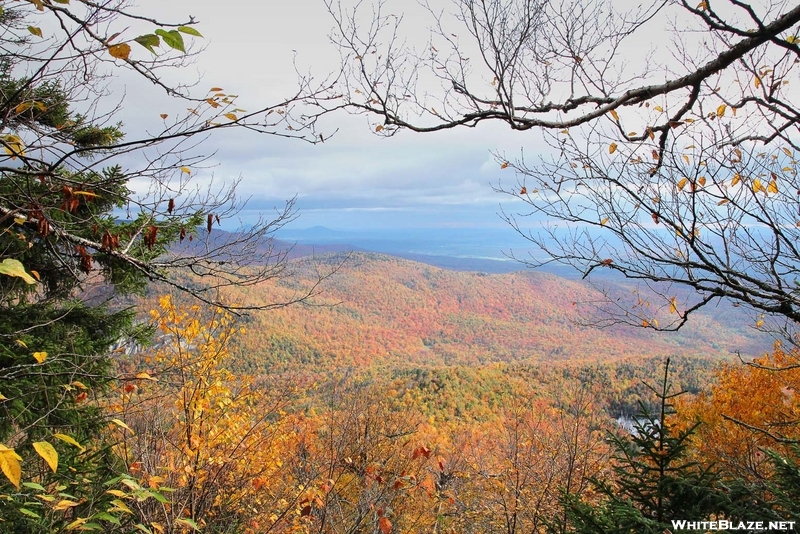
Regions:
[[207, 214, 213, 233], [167, 198, 175, 215]]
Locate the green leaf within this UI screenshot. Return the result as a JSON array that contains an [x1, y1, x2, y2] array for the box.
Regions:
[[23, 482, 46, 491], [0, 259, 37, 284], [91, 512, 121, 526], [27, 26, 42, 38], [154, 29, 185, 53], [178, 26, 203, 38], [19, 508, 41, 519], [134, 34, 160, 54]]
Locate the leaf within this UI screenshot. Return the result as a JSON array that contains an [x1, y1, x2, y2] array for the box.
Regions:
[[134, 34, 160, 54], [33, 352, 48, 363], [54, 433, 84, 451], [520, 186, 527, 195], [608, 142, 618, 154], [731, 173, 741, 186], [698, 176, 706, 187], [65, 518, 88, 531], [768, 180, 778, 194], [209, 87, 224, 92], [716, 104, 726, 117], [174, 518, 200, 531], [787, 35, 798, 44], [753, 178, 764, 193], [27, 26, 42, 37], [654, 105, 663, 112], [669, 297, 678, 314], [180, 166, 191, 174], [154, 29, 185, 53], [2, 134, 25, 158], [110, 419, 133, 433], [0, 258, 37, 284], [754, 76, 762, 89], [177, 26, 203, 38], [136, 371, 157, 381], [682, 154, 690, 165], [375, 125, 384, 132], [379, 516, 392, 534], [600, 217, 609, 226], [0, 444, 22, 488], [500, 162, 509, 169], [697, 1, 708, 9], [609, 109, 619, 121], [223, 112, 238, 121], [19, 508, 40, 519], [783, 147, 793, 157], [677, 177, 688, 191], [32, 442, 58, 473], [108, 43, 132, 60], [53, 499, 80, 511], [717, 199, 729, 205], [159, 113, 168, 119]]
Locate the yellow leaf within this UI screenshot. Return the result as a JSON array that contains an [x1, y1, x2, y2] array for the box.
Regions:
[[731, 174, 741, 186], [756, 319, 764, 328], [106, 489, 128, 498], [2, 134, 26, 158], [0, 393, 6, 400], [180, 166, 191, 175], [110, 419, 133, 433], [768, 180, 778, 194], [0, 444, 22, 488], [682, 154, 690, 165], [209, 87, 224, 92], [135, 372, 157, 381], [654, 105, 663, 112], [15, 339, 28, 349], [32, 352, 47, 363], [754, 76, 762, 89], [717, 199, 729, 205], [27, 26, 42, 37], [65, 518, 88, 531], [677, 177, 688, 191], [787, 35, 798, 44], [224, 112, 238, 121], [716, 104, 726, 117], [669, 297, 678, 314], [33, 442, 58, 473], [783, 147, 793, 157], [753, 178, 763, 193], [698, 176, 706, 187], [54, 433, 84, 451], [108, 43, 131, 60], [53, 499, 80, 511], [559, 129, 569, 134], [600, 217, 609, 225], [609, 143, 617, 154], [609, 109, 619, 121], [375, 124, 384, 132], [0, 258, 37, 284]]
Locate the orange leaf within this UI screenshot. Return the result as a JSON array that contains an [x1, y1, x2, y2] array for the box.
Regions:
[[379, 516, 392, 534], [108, 43, 131, 60], [500, 162, 509, 169], [609, 143, 617, 154], [609, 109, 619, 121]]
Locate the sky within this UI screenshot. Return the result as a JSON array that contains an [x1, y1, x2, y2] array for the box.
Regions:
[[112, 0, 556, 233]]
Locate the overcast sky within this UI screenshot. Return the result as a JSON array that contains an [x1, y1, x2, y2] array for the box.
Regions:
[[109, 0, 556, 231]]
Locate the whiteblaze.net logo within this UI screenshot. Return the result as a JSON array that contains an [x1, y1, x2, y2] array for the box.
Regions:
[[671, 520, 796, 531]]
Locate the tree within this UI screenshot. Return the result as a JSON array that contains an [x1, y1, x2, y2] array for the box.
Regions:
[[312, 0, 800, 339], [0, 0, 325, 528]]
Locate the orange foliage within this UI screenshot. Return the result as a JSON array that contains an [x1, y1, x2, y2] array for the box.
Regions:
[[677, 341, 800, 481]]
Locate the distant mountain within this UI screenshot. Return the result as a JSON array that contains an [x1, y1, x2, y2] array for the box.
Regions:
[[210, 251, 769, 375]]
